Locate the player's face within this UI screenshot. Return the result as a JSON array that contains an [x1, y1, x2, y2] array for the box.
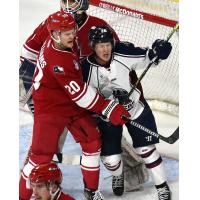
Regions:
[[94, 42, 112, 65], [59, 28, 76, 48], [31, 182, 51, 200], [61, 0, 81, 13]]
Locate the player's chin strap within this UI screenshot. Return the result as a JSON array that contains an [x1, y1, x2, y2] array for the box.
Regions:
[[50, 184, 61, 200], [51, 33, 61, 44]]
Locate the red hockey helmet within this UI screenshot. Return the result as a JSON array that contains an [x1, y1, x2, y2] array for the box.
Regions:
[[29, 163, 62, 184], [47, 11, 76, 32]]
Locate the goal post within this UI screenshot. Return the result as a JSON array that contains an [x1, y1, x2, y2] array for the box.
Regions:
[[88, 0, 179, 116]]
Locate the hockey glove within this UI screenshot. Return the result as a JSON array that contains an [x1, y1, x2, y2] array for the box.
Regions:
[[102, 100, 131, 126], [113, 88, 134, 111], [148, 39, 172, 63]]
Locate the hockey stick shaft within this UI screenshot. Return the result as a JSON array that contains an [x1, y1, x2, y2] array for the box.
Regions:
[[122, 115, 179, 144], [128, 23, 179, 98], [52, 129, 179, 165], [52, 125, 179, 165]]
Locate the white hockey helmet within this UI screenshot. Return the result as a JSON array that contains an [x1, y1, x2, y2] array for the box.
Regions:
[[60, 0, 89, 14]]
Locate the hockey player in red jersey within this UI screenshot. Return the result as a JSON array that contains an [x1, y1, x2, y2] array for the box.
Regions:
[[28, 162, 75, 200], [20, 0, 119, 94], [81, 25, 172, 199], [19, 12, 130, 200], [20, 1, 121, 182], [19, 0, 120, 163]]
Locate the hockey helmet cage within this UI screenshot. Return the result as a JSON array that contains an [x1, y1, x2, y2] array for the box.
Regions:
[[89, 25, 114, 48], [47, 11, 76, 32], [29, 163, 62, 185], [60, 0, 89, 14]]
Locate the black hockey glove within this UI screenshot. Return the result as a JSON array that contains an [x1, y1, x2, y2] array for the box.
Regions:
[[148, 39, 172, 63], [113, 88, 134, 111]]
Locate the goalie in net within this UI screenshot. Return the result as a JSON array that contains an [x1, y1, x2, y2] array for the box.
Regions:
[[80, 25, 173, 199]]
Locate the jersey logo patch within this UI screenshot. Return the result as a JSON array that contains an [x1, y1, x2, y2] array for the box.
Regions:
[[53, 66, 65, 74]]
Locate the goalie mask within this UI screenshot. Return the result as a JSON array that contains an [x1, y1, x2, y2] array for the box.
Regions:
[[89, 25, 115, 49], [60, 0, 89, 14]]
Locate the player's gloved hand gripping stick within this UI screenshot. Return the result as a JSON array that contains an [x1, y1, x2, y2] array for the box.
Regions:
[[120, 24, 179, 144]]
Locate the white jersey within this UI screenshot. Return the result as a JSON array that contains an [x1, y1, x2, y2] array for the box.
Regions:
[[82, 41, 154, 120]]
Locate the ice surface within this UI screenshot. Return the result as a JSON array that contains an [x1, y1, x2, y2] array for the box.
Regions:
[[19, 110, 179, 200]]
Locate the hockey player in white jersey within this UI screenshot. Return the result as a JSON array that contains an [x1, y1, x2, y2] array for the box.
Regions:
[[81, 25, 172, 199]]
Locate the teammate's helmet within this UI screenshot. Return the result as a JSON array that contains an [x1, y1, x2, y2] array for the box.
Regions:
[[47, 11, 76, 32], [60, 0, 89, 14], [88, 26, 114, 48], [29, 163, 62, 184]]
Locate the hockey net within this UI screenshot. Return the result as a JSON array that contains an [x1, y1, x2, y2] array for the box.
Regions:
[[88, 0, 179, 116]]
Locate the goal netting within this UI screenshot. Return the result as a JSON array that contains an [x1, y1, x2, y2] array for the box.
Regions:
[[88, 0, 179, 116]]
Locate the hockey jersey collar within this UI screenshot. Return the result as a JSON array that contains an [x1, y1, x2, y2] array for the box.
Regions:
[[51, 40, 74, 54], [87, 53, 114, 68]]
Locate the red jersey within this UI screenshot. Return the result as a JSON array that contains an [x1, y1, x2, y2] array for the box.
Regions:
[[20, 12, 78, 64], [21, 12, 119, 63], [32, 37, 107, 118], [77, 13, 119, 59]]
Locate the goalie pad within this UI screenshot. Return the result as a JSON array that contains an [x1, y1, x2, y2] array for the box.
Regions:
[[121, 136, 149, 191], [19, 59, 36, 107], [19, 59, 36, 92]]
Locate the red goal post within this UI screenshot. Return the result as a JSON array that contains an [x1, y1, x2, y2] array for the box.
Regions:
[[88, 0, 179, 116], [89, 0, 177, 27]]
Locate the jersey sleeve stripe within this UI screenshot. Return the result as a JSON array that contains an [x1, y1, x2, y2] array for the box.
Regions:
[[22, 159, 36, 179], [115, 52, 146, 58], [20, 56, 37, 64], [23, 44, 39, 54], [86, 93, 99, 110], [72, 83, 87, 101], [74, 85, 99, 109], [22, 45, 38, 62]]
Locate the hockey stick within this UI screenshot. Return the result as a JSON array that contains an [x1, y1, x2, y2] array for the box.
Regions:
[[120, 24, 180, 144], [129, 120, 179, 144], [122, 116, 179, 144], [52, 126, 179, 165], [128, 23, 179, 98]]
